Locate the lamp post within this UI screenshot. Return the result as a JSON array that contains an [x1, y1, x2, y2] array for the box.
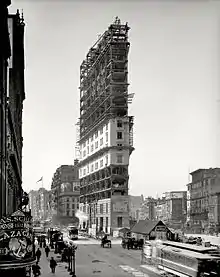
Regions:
[[67, 245, 77, 277]]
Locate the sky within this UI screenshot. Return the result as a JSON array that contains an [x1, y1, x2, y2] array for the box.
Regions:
[[9, 0, 220, 197]]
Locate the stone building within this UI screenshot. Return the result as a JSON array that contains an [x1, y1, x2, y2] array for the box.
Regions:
[[51, 161, 80, 226], [129, 195, 144, 221], [187, 168, 220, 234], [6, 10, 26, 215], [0, 4, 25, 217], [28, 188, 52, 223], [0, 0, 11, 218]]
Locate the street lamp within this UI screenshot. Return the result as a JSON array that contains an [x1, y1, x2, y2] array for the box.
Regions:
[[67, 246, 77, 277]]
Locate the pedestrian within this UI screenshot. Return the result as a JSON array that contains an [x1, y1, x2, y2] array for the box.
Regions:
[[45, 245, 50, 258], [49, 257, 57, 273], [32, 261, 41, 277], [36, 248, 41, 262]]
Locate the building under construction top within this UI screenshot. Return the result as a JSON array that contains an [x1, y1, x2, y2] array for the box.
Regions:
[[78, 17, 134, 234], [79, 16, 133, 139]]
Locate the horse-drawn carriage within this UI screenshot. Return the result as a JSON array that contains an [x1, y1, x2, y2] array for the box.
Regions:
[[100, 235, 112, 248], [121, 237, 144, 250]]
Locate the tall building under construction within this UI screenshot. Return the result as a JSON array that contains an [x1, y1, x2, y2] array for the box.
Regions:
[[78, 17, 134, 234]]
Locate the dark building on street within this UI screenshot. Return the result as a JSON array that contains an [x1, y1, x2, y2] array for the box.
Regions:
[[0, 3, 26, 218], [0, 0, 11, 218], [6, 10, 26, 215]]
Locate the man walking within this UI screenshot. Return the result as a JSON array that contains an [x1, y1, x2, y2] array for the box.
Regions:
[[35, 248, 41, 262], [49, 257, 57, 273], [45, 245, 50, 258]]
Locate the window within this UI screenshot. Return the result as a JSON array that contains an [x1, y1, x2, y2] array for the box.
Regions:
[[117, 131, 122, 140], [91, 164, 94, 172], [83, 142, 86, 148], [87, 165, 89, 174], [67, 203, 69, 208], [116, 154, 123, 163], [106, 124, 108, 131], [106, 217, 109, 227], [77, 204, 79, 209], [100, 159, 103, 167], [95, 131, 98, 138], [83, 150, 86, 157], [106, 203, 108, 214], [105, 132, 108, 142], [100, 138, 103, 146], [91, 136, 94, 142], [100, 204, 104, 214], [83, 168, 86, 175], [95, 141, 98, 149], [91, 144, 94, 152], [105, 155, 108, 165], [100, 127, 103, 135], [66, 211, 69, 216], [117, 217, 122, 228], [67, 198, 69, 202], [72, 204, 74, 209], [117, 120, 123, 128], [95, 162, 98, 170], [87, 146, 89, 155]]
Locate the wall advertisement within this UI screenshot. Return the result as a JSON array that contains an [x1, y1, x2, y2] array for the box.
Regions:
[[112, 197, 129, 213], [0, 210, 35, 264]]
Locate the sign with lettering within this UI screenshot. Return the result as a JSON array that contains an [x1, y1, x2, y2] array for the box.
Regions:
[[155, 226, 167, 232], [0, 210, 34, 262]]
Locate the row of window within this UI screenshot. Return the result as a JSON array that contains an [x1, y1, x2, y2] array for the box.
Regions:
[[82, 133, 108, 157], [66, 203, 79, 209], [82, 124, 109, 148], [60, 197, 80, 203], [82, 120, 124, 149], [100, 203, 108, 214], [80, 153, 124, 177]]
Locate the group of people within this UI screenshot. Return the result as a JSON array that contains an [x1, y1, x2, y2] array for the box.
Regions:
[[32, 237, 58, 276]]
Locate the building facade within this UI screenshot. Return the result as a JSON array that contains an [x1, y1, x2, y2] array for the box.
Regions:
[[139, 197, 157, 221], [6, 10, 26, 216], [187, 168, 220, 234], [78, 17, 134, 234], [163, 191, 187, 229], [28, 188, 52, 223], [0, 5, 25, 218], [0, 0, 11, 218], [51, 161, 80, 226], [129, 195, 144, 221], [155, 197, 166, 221]]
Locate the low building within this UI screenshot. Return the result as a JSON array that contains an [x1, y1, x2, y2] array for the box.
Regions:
[[131, 220, 172, 241], [187, 168, 220, 234], [51, 160, 80, 226]]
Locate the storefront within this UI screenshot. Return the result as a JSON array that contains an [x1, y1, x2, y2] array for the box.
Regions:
[[0, 210, 35, 276]]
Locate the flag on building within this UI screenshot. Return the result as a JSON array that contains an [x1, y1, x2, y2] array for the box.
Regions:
[[36, 176, 43, 183]]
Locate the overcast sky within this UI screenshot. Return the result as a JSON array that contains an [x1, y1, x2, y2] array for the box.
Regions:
[[9, 0, 220, 197]]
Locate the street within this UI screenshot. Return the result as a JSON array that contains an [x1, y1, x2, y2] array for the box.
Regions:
[[37, 236, 161, 277]]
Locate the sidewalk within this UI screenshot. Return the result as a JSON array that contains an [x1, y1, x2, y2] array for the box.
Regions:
[[38, 248, 69, 277]]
